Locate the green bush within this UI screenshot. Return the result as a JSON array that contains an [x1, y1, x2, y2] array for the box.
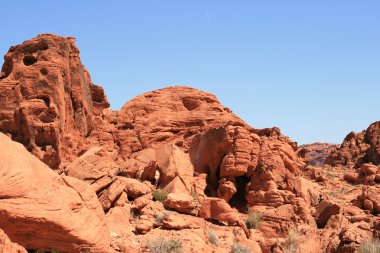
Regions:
[[153, 189, 169, 202], [230, 242, 251, 253], [358, 239, 380, 253], [283, 229, 301, 253], [146, 236, 183, 253], [245, 212, 262, 229], [208, 229, 218, 246]]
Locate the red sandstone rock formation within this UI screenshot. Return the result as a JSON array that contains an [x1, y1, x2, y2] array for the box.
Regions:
[[0, 34, 110, 169], [298, 142, 338, 166], [0, 229, 26, 253], [0, 133, 111, 252], [1, 34, 379, 253], [326, 121, 380, 167], [343, 163, 380, 185]]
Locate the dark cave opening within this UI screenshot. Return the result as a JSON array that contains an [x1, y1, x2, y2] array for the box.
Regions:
[[229, 176, 250, 213], [23, 55, 37, 66], [182, 97, 200, 111], [204, 166, 220, 197]]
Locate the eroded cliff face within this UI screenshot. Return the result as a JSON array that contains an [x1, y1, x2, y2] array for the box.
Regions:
[[0, 34, 378, 253], [0, 34, 109, 168]]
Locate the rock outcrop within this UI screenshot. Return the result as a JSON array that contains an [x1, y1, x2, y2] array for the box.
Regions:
[[343, 163, 380, 185], [298, 143, 338, 166], [355, 186, 380, 214], [326, 121, 380, 167], [1, 34, 378, 253], [0, 34, 111, 169], [116, 86, 244, 155], [0, 133, 111, 252]]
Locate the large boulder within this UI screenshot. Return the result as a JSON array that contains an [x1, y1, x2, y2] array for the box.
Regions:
[[343, 163, 380, 185], [164, 192, 199, 215], [199, 197, 249, 238], [356, 186, 380, 214], [0, 133, 111, 252], [64, 147, 119, 182], [315, 201, 341, 228], [155, 144, 194, 189]]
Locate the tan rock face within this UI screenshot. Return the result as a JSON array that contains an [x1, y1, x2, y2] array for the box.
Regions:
[[0, 229, 27, 253], [64, 147, 119, 181], [0, 133, 111, 252], [326, 121, 380, 167]]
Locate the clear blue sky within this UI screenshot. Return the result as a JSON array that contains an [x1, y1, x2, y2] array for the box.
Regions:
[[1, 1, 379, 144]]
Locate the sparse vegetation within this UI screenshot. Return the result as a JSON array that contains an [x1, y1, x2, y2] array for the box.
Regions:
[[153, 189, 169, 202], [232, 228, 240, 238], [245, 212, 262, 229], [230, 242, 251, 253], [146, 236, 183, 253], [283, 229, 301, 253], [358, 239, 380, 253], [130, 209, 140, 223], [155, 211, 170, 225], [327, 191, 339, 198], [326, 172, 334, 179], [208, 229, 218, 246], [191, 191, 200, 202], [327, 188, 349, 199]]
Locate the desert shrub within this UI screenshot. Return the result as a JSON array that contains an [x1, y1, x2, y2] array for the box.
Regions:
[[230, 242, 251, 253], [208, 229, 218, 246], [283, 229, 301, 253], [130, 209, 140, 223], [245, 212, 262, 229], [191, 191, 200, 202], [153, 189, 169, 202], [146, 236, 183, 253], [232, 228, 240, 238], [358, 239, 380, 253], [155, 211, 170, 225]]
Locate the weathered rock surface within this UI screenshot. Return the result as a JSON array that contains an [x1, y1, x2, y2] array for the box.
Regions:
[[343, 163, 380, 185], [0, 133, 111, 252], [0, 229, 27, 253], [315, 200, 341, 228], [326, 121, 380, 167], [356, 186, 380, 214], [0, 34, 111, 169], [1, 34, 379, 253], [298, 143, 338, 166], [164, 192, 200, 215], [116, 86, 244, 155]]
